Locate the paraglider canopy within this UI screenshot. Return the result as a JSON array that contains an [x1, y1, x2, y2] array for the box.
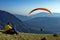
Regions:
[[29, 8, 52, 15]]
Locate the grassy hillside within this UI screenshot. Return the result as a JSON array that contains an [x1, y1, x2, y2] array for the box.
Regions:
[[0, 32, 60, 40]]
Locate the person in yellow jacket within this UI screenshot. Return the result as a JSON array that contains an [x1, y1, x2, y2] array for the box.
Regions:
[[5, 23, 12, 31], [4, 22, 18, 34]]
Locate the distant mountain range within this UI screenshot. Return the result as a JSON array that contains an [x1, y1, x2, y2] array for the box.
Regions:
[[1, 10, 60, 33], [0, 10, 53, 34], [14, 12, 60, 33]]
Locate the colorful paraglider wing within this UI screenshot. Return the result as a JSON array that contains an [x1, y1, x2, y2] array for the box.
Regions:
[[29, 8, 52, 14]]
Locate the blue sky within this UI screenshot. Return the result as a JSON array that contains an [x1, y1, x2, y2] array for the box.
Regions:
[[0, 0, 60, 15]]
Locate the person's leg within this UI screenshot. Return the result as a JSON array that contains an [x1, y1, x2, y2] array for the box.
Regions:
[[5, 29, 15, 34], [5, 30, 12, 34]]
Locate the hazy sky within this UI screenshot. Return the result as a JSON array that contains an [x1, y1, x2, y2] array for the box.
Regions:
[[0, 0, 60, 15]]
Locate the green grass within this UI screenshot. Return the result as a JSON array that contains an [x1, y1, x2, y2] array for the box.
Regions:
[[0, 32, 60, 40]]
